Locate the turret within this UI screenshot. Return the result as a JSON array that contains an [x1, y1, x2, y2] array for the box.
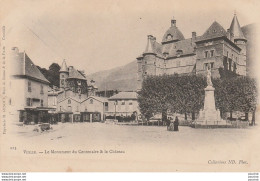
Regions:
[[142, 35, 156, 77], [59, 59, 69, 88], [229, 13, 247, 75]]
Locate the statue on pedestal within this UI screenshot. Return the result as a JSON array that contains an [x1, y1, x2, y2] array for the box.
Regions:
[[206, 65, 213, 87]]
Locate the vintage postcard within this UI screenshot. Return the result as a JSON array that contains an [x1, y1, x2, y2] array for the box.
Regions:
[[0, 0, 260, 172]]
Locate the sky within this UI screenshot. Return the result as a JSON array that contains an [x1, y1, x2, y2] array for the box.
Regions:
[[1, 0, 259, 74]]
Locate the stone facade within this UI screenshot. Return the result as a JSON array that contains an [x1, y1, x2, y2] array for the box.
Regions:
[[137, 14, 247, 89]]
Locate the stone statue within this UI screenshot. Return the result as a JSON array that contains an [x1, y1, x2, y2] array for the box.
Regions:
[[206, 65, 213, 86]]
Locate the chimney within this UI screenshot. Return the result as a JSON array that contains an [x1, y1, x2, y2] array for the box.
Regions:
[[90, 79, 95, 86], [68, 66, 73, 71], [11, 47, 19, 54], [150, 36, 156, 44], [143, 35, 155, 55], [192, 32, 196, 41], [171, 17, 176, 27]]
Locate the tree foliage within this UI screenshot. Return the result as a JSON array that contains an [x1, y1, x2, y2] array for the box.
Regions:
[[138, 74, 206, 120], [138, 74, 257, 121], [37, 63, 61, 87]]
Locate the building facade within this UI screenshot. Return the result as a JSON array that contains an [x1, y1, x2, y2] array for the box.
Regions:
[[106, 92, 140, 117], [49, 59, 106, 122], [137, 14, 247, 88], [9, 47, 51, 124]]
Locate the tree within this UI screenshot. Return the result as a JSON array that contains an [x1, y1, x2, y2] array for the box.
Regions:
[[138, 74, 206, 121], [37, 63, 61, 87], [233, 76, 257, 121]]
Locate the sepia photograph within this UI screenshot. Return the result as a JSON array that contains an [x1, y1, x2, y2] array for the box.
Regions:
[[0, 0, 260, 172]]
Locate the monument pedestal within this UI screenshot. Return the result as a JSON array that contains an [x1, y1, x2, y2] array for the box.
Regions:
[[195, 86, 228, 128]]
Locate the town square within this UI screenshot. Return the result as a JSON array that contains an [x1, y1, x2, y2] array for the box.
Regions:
[[0, 0, 259, 173]]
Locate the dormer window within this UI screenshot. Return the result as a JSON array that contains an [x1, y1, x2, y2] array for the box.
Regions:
[[163, 52, 169, 59], [167, 34, 173, 41], [177, 49, 183, 55]]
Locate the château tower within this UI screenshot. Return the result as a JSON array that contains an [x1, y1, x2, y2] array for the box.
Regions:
[[59, 59, 69, 88], [229, 13, 247, 75]]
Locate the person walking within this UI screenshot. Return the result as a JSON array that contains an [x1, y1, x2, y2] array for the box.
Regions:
[[166, 117, 171, 130], [174, 116, 179, 131]]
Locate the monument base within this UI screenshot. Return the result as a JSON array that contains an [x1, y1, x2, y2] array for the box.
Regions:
[[193, 85, 231, 128]]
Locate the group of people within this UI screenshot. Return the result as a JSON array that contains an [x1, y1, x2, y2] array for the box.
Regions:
[[166, 116, 179, 131]]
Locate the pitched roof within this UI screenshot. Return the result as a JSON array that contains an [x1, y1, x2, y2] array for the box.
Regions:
[[68, 66, 86, 80], [108, 92, 137, 100], [60, 59, 68, 72], [58, 96, 82, 103], [197, 21, 227, 42], [82, 96, 108, 103], [229, 14, 246, 41], [15, 52, 49, 84], [162, 26, 185, 43], [167, 38, 196, 58]]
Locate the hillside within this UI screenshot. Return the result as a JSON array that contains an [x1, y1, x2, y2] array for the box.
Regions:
[[86, 60, 138, 91], [86, 23, 256, 92]]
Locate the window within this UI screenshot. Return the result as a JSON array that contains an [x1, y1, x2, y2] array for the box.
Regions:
[[145, 61, 147, 64], [210, 50, 214, 57], [105, 102, 108, 111], [78, 88, 81, 94], [167, 34, 173, 41], [233, 63, 237, 73], [68, 99, 71, 104], [40, 99, 43, 107], [26, 98, 32, 106], [232, 54, 234, 59], [204, 63, 208, 70], [204, 51, 208, 58], [210, 62, 214, 69], [90, 99, 93, 104], [129, 102, 133, 105], [144, 72, 147, 75], [177, 50, 183, 55], [121, 102, 125, 105], [61, 75, 64, 78], [40, 84, 44, 94], [227, 51, 229, 58], [28, 81, 32, 92]]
